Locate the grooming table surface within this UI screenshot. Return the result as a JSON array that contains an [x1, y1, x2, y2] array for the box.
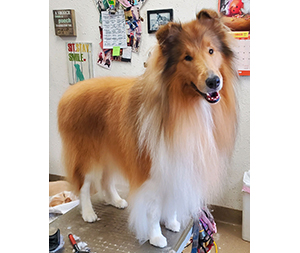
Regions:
[[49, 195, 193, 253]]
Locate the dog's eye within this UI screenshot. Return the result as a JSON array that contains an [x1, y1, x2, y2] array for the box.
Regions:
[[184, 55, 193, 61], [209, 49, 214, 55]]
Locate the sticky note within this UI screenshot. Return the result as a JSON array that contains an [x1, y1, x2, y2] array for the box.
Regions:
[[108, 0, 115, 5], [112, 46, 121, 56]]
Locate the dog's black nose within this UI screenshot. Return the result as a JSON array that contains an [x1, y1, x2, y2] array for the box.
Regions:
[[205, 76, 220, 89]]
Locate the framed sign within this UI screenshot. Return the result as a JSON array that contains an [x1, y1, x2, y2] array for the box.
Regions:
[[53, 9, 77, 37], [66, 42, 94, 84], [147, 9, 173, 33]]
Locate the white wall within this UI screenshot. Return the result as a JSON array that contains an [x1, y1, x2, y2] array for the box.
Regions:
[[49, 0, 250, 210]]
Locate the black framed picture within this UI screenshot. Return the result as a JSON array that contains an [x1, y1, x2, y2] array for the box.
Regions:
[[147, 9, 173, 33]]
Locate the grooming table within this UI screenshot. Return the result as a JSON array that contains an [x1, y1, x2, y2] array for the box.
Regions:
[[49, 195, 193, 253]]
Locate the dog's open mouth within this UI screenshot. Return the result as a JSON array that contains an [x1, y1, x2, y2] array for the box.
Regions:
[[191, 82, 221, 104], [201, 91, 220, 103]]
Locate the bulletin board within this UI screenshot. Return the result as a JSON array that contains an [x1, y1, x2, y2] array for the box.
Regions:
[[94, 0, 145, 70]]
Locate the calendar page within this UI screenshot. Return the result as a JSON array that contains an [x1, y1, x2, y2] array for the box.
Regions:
[[231, 32, 250, 76]]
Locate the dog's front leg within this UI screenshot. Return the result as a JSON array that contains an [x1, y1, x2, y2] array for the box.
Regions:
[[165, 211, 181, 232], [148, 208, 167, 248]]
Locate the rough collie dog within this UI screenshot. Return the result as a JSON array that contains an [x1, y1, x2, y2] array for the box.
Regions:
[[58, 9, 237, 248]]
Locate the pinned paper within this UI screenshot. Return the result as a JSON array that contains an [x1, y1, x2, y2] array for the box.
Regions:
[[101, 10, 127, 49], [122, 47, 131, 60], [112, 46, 121, 56]]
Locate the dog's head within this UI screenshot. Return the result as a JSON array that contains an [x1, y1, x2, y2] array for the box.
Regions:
[[156, 9, 235, 104]]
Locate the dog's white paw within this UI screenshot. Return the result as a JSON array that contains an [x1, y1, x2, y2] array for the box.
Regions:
[[82, 209, 98, 223], [165, 219, 181, 232], [105, 198, 128, 209], [114, 198, 128, 209], [149, 235, 167, 248]]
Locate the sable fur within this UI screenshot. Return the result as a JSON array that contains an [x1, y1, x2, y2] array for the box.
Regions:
[[57, 9, 237, 247]]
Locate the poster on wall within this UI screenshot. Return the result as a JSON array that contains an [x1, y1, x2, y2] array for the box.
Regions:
[[66, 42, 94, 84], [218, 0, 250, 31]]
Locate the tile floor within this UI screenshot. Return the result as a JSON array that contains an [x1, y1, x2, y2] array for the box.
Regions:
[[50, 178, 250, 253], [183, 221, 250, 253]]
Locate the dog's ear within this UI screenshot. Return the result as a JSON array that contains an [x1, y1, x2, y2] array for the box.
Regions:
[[197, 9, 220, 25], [156, 22, 182, 52]]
